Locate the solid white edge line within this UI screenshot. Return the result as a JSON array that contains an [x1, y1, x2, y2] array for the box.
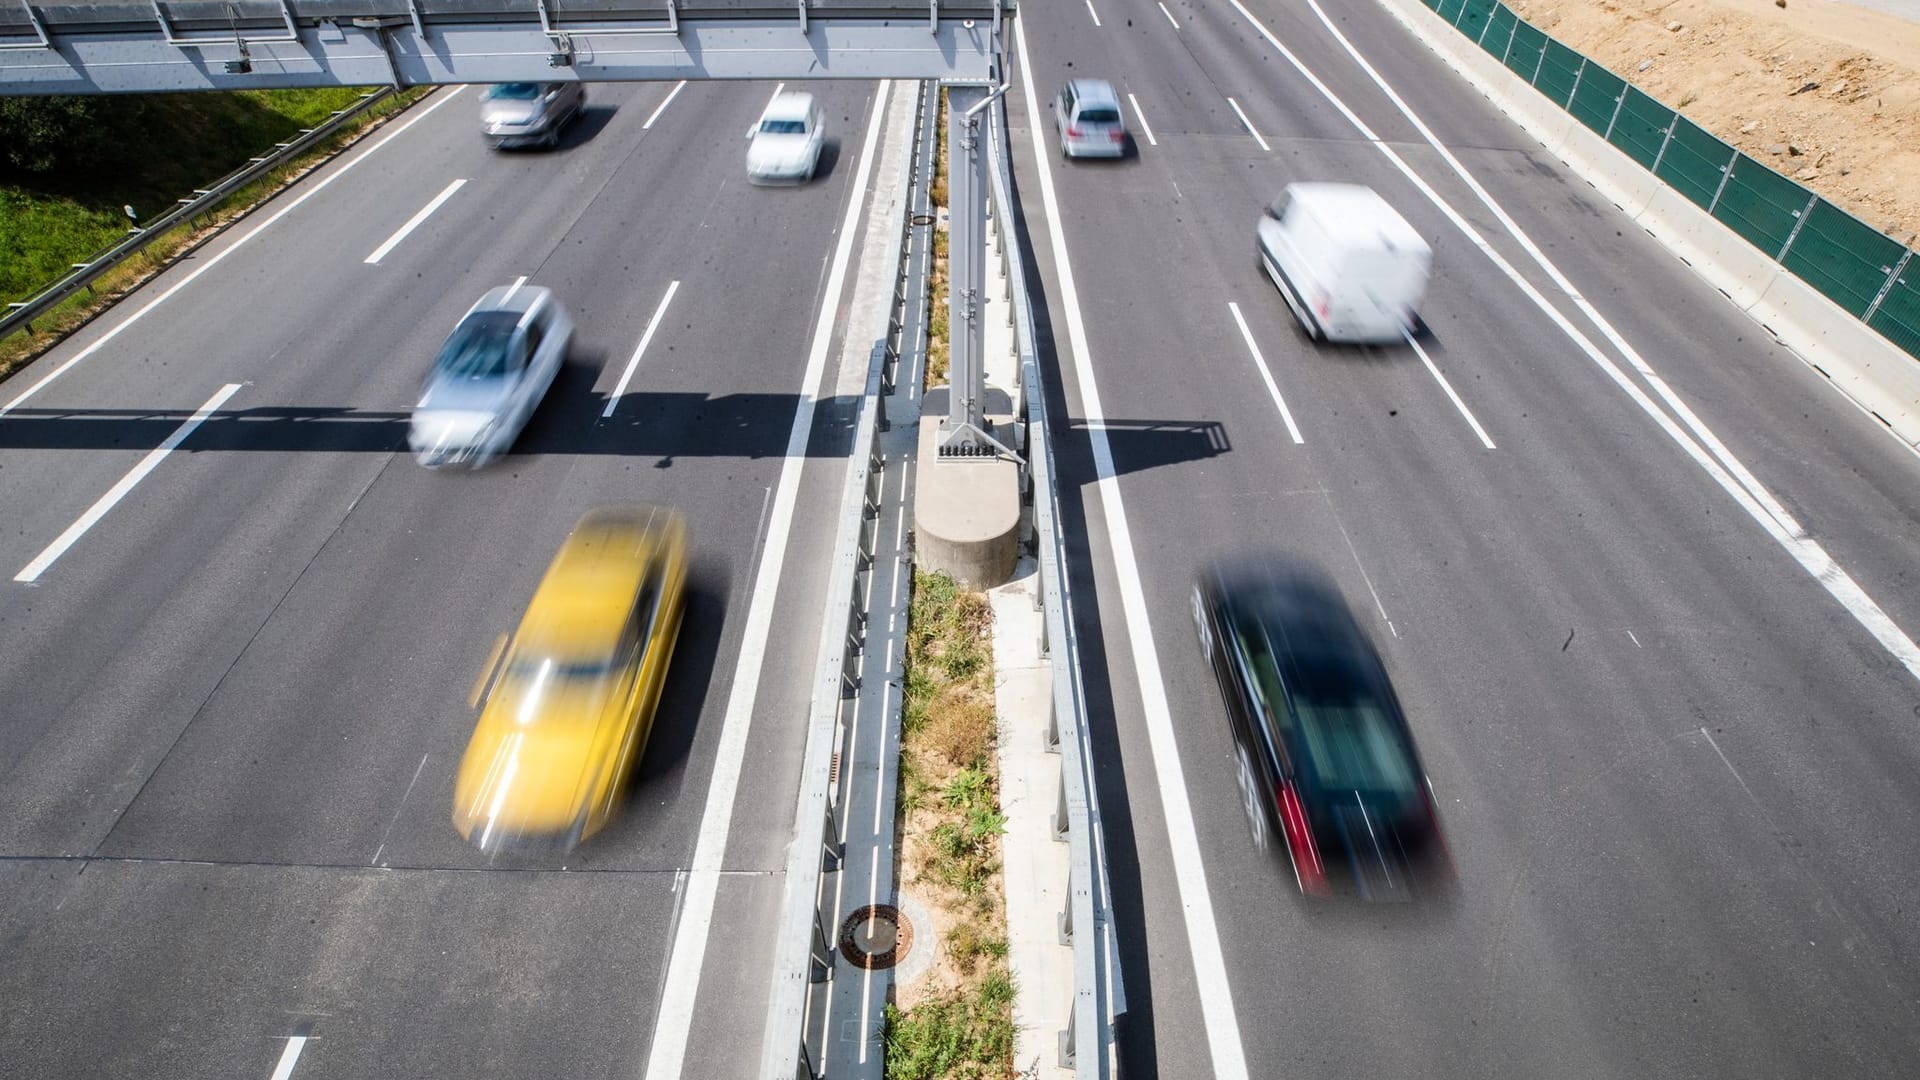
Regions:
[[0, 88, 465, 421], [1224, 97, 1271, 152], [642, 80, 688, 129], [1406, 333, 1496, 448], [16, 382, 243, 583], [1126, 92, 1159, 147], [603, 280, 681, 417], [266, 1034, 308, 1080], [1158, 0, 1180, 28], [1221, 0, 1920, 684], [1227, 302, 1304, 444], [1085, 0, 1102, 26], [364, 178, 467, 265], [1015, 21, 1251, 1080], [639, 77, 892, 1080]]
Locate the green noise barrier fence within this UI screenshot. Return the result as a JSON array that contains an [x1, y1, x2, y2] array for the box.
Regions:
[[1421, 0, 1920, 361]]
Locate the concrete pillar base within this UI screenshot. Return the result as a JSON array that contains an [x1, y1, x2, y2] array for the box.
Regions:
[[913, 387, 1020, 589]]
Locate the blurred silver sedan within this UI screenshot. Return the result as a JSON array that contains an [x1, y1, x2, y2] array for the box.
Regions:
[[481, 82, 586, 150], [409, 284, 570, 468]]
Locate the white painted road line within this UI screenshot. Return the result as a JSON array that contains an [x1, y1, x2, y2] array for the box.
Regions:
[[1159, 0, 1181, 28], [0, 88, 465, 421], [1227, 302, 1304, 444], [364, 178, 466, 265], [267, 1033, 308, 1080], [1016, 21, 1251, 1080], [642, 80, 687, 129], [1407, 333, 1496, 449], [15, 383, 243, 584], [1127, 92, 1159, 147], [640, 79, 892, 1080], [603, 280, 680, 417], [1085, 0, 1102, 25], [1227, 0, 1920, 686], [1225, 97, 1270, 152]]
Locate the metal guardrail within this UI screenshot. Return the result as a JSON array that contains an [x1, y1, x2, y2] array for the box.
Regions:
[[759, 78, 930, 1080], [0, 86, 395, 341], [986, 85, 1125, 1077]]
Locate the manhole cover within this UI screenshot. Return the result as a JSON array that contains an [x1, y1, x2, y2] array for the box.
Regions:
[[839, 903, 913, 970]]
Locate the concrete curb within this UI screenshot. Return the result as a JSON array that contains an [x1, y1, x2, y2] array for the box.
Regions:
[[1375, 0, 1920, 449]]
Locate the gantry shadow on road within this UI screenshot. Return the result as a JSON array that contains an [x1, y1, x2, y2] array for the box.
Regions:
[[0, 373, 1230, 476]]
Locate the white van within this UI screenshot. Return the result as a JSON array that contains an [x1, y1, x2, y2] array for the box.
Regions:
[[1256, 183, 1431, 344]]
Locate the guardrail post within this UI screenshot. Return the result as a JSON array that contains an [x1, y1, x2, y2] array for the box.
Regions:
[[1776, 193, 1820, 261], [1058, 997, 1079, 1069], [821, 798, 844, 871], [1051, 760, 1070, 841], [1044, 694, 1060, 753], [811, 908, 836, 982], [1056, 860, 1075, 943]]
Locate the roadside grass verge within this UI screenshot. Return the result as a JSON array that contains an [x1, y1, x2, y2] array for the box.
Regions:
[[885, 570, 1013, 1080], [0, 87, 430, 385]]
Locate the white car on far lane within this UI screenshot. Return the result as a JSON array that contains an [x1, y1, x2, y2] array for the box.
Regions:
[[409, 284, 570, 468], [746, 91, 825, 184]]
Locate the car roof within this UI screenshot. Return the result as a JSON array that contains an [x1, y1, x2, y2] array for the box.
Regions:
[[1211, 557, 1381, 681], [1067, 78, 1120, 105], [1280, 183, 1428, 252], [761, 91, 816, 121], [516, 506, 682, 658]]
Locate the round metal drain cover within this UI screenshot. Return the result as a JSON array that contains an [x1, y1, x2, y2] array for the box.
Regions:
[[839, 903, 913, 970]]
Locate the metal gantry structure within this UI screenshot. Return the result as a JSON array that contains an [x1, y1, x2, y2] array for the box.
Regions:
[[0, 0, 1001, 92]]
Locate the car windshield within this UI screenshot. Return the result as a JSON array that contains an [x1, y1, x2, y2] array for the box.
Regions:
[[1078, 107, 1121, 124], [487, 83, 541, 100], [496, 654, 619, 729], [759, 119, 808, 135], [432, 311, 522, 380]]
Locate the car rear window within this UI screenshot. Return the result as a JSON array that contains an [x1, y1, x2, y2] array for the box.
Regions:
[[759, 119, 808, 135], [487, 83, 540, 100], [1293, 696, 1416, 794], [1077, 107, 1121, 125]]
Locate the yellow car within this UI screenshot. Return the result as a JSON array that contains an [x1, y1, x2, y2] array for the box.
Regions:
[[454, 506, 687, 853]]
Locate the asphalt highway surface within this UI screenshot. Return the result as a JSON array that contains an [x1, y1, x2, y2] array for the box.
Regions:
[[1010, 1, 1920, 1077], [0, 79, 885, 1078]]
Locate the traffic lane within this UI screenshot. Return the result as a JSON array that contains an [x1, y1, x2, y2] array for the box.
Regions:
[[79, 89, 876, 870], [1019, 0, 1387, 151], [0, 78, 872, 856], [0, 857, 680, 1080], [0, 81, 677, 572]]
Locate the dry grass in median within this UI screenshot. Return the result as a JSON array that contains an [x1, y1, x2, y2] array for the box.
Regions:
[[925, 90, 952, 388], [884, 570, 1014, 1080]]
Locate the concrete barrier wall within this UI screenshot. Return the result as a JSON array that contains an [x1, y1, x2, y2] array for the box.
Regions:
[[1378, 0, 1920, 448]]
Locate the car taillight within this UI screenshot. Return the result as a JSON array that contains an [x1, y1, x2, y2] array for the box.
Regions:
[[1277, 781, 1329, 896], [1314, 290, 1330, 321], [1067, 126, 1082, 138], [1112, 131, 1125, 141]]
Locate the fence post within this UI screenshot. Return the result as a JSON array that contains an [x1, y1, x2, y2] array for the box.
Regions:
[[1865, 249, 1914, 323], [1500, 18, 1520, 67], [1531, 42, 1548, 87], [1650, 120, 1677, 174], [1565, 57, 1586, 108], [1776, 193, 1820, 262], [1707, 146, 1739, 215], [1602, 88, 1627, 141], [1476, 2, 1498, 46]]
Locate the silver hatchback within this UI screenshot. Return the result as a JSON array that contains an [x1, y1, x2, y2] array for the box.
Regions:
[[1054, 79, 1128, 160]]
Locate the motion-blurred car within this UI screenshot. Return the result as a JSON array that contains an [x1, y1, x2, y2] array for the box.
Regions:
[[408, 284, 570, 468], [1257, 182, 1431, 344], [746, 91, 825, 184], [1193, 556, 1449, 900], [481, 81, 586, 150], [454, 506, 689, 854], [1053, 78, 1128, 159]]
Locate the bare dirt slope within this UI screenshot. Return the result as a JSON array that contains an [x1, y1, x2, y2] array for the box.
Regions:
[[1506, 0, 1920, 244]]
